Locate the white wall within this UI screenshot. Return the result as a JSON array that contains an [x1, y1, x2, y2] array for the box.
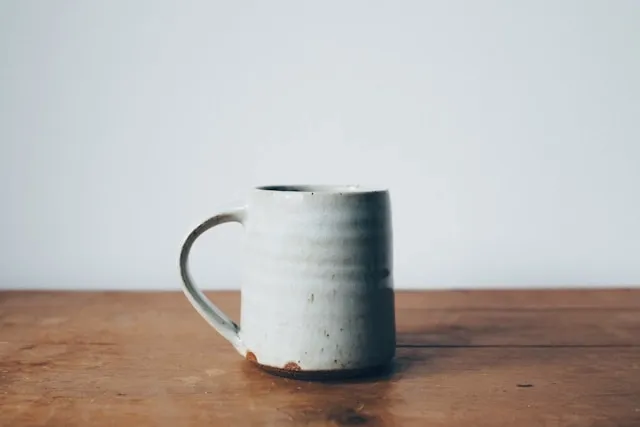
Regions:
[[1, 0, 639, 290]]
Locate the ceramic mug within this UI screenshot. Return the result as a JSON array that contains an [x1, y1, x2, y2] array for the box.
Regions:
[[179, 185, 396, 379]]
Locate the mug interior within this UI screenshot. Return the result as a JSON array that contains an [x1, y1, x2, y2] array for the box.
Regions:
[[256, 185, 386, 194]]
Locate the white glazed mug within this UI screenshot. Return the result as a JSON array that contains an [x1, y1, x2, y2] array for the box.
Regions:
[[179, 185, 396, 379]]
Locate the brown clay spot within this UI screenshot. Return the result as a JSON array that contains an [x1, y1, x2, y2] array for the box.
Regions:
[[253, 362, 390, 380], [246, 351, 258, 363], [283, 361, 301, 371]]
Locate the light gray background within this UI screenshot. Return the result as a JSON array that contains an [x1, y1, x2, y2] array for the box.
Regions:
[[1, 1, 639, 290]]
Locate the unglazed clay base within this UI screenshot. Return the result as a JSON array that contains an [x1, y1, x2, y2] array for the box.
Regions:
[[246, 358, 393, 381]]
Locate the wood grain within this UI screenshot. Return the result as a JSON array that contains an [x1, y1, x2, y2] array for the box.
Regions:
[[1, 290, 639, 426]]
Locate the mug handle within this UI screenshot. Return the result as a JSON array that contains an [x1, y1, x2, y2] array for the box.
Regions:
[[179, 207, 247, 355]]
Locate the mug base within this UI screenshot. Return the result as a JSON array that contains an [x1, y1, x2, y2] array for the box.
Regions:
[[247, 359, 393, 381]]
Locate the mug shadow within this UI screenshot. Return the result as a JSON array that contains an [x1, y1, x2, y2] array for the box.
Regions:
[[226, 328, 455, 425], [235, 360, 398, 425]]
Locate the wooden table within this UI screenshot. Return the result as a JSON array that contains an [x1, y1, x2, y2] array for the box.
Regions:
[[1, 290, 639, 426]]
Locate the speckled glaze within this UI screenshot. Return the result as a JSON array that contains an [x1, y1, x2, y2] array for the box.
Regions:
[[179, 185, 395, 379]]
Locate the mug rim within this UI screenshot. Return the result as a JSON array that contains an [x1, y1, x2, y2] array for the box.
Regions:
[[255, 184, 388, 194]]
